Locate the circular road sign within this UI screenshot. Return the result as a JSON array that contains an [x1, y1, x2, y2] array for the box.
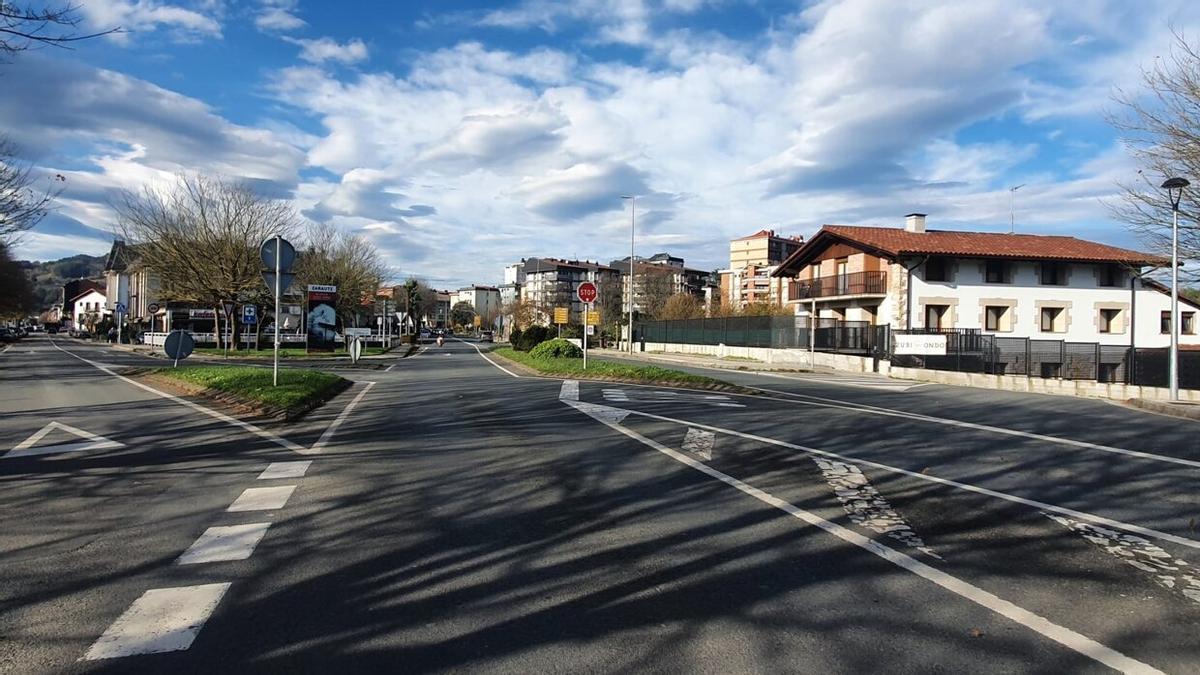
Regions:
[[260, 236, 296, 271], [163, 329, 195, 360], [147, 303, 160, 313], [577, 282, 598, 304]]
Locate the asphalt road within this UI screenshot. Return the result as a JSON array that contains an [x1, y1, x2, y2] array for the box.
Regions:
[[1, 335, 1198, 673]]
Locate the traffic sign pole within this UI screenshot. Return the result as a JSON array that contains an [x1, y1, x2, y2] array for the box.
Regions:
[[583, 302, 590, 369], [274, 235, 281, 387]]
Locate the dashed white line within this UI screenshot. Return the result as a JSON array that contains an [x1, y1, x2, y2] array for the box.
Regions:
[[681, 428, 715, 460], [83, 583, 231, 660], [227, 486, 296, 512], [257, 460, 311, 480], [559, 380, 579, 401], [564, 399, 1162, 675], [177, 523, 272, 565]]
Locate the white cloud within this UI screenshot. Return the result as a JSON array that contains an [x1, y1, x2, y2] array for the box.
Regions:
[[256, 9, 305, 32], [283, 36, 369, 65], [80, 0, 222, 43]]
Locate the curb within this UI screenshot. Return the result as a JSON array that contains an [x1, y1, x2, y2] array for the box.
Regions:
[[1125, 398, 1200, 422]]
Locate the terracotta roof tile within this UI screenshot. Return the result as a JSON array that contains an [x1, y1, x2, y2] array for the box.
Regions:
[[818, 225, 1165, 265]]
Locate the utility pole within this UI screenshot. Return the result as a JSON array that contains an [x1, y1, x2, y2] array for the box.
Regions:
[[622, 195, 636, 352]]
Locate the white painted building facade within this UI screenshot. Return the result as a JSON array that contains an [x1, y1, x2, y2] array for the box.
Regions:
[[70, 289, 108, 330]]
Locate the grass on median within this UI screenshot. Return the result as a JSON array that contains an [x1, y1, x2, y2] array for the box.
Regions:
[[148, 365, 349, 413], [493, 347, 737, 389]]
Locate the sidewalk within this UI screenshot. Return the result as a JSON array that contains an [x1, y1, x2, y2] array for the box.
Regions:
[[591, 347, 873, 378]]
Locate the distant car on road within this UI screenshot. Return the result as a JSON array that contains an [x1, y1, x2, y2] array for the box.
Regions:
[[479, 331, 493, 342], [419, 328, 432, 339]]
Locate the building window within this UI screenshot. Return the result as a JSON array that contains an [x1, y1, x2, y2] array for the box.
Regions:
[[925, 304, 950, 330], [1098, 308, 1122, 334], [1040, 306, 1066, 333], [984, 305, 1011, 332], [1161, 311, 1171, 334], [1185, 312, 1197, 335], [984, 260, 1009, 284], [1039, 262, 1067, 286], [925, 258, 949, 282], [1098, 263, 1124, 287]]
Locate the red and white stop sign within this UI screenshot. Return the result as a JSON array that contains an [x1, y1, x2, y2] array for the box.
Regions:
[[577, 281, 597, 303]]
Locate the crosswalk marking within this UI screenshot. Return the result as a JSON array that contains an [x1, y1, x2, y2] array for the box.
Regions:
[[177, 524, 271, 565], [83, 583, 231, 660], [257, 461, 311, 480], [227, 486, 296, 512], [602, 389, 745, 408]]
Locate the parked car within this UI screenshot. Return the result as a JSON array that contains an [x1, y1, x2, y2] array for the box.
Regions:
[[479, 330, 494, 343], [419, 328, 432, 340], [0, 328, 15, 342]]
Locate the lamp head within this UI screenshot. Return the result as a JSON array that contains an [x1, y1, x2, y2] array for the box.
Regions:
[[1162, 177, 1189, 210]]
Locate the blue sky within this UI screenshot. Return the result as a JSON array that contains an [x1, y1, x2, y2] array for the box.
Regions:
[[5, 0, 1199, 287]]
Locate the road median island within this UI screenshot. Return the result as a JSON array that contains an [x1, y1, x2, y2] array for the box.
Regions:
[[131, 366, 352, 421], [492, 346, 754, 393]]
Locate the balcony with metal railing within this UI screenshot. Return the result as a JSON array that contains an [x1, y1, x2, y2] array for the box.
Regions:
[[788, 270, 887, 301]]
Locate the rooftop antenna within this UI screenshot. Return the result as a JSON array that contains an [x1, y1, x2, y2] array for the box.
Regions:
[[1009, 184, 1025, 234]]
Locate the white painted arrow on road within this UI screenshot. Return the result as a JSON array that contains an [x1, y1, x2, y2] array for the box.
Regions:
[[4, 421, 125, 459]]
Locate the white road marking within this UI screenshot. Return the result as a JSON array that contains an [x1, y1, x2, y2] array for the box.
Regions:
[[4, 421, 124, 459], [306, 381, 376, 453], [559, 380, 579, 401], [177, 523, 272, 564], [454, 337, 521, 378], [227, 486, 296, 512], [564, 399, 1162, 675], [602, 388, 745, 408], [83, 583, 231, 660], [1045, 513, 1200, 605], [49, 339, 306, 453], [614, 404, 1200, 553], [681, 428, 715, 460], [740, 385, 1200, 471], [258, 460, 312, 480], [814, 458, 940, 559]]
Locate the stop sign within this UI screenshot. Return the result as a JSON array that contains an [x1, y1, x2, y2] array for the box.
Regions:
[[577, 282, 598, 303]]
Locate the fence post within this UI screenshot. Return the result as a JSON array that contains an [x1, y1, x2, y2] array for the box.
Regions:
[[1095, 343, 1101, 383], [722, 316, 728, 345], [1026, 339, 1031, 379]]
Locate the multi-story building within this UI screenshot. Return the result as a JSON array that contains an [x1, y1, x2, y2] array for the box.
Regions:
[[771, 213, 1200, 348], [103, 239, 166, 332], [454, 285, 502, 327], [58, 278, 104, 328], [520, 257, 621, 324], [719, 229, 804, 308], [609, 253, 716, 316], [69, 288, 108, 331]]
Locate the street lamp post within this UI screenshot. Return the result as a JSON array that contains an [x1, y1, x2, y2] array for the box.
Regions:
[[1161, 177, 1189, 402], [622, 195, 635, 353]]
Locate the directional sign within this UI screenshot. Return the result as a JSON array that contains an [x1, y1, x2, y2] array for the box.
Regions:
[[163, 329, 195, 361], [577, 282, 597, 304], [262, 272, 296, 296], [553, 307, 568, 324], [586, 310, 601, 326], [260, 237, 296, 271], [242, 305, 258, 324]]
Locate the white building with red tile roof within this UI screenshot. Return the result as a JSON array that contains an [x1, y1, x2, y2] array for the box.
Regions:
[[773, 214, 1199, 348]]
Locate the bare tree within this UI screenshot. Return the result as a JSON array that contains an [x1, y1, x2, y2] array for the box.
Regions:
[[1, 2, 120, 56], [637, 265, 677, 320], [295, 222, 387, 328], [0, 138, 64, 245], [658, 292, 704, 320], [1108, 30, 1200, 281], [0, 241, 35, 318], [115, 175, 300, 342]]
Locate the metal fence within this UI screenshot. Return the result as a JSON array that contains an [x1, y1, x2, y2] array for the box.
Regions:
[[890, 329, 1200, 389], [636, 316, 890, 356]]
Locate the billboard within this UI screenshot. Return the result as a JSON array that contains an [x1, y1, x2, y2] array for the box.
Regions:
[[306, 284, 339, 351]]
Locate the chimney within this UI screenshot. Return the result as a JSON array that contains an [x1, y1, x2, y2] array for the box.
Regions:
[[904, 213, 927, 233]]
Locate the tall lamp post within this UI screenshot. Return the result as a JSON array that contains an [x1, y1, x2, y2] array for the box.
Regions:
[[622, 195, 636, 353], [1161, 176, 1189, 402]]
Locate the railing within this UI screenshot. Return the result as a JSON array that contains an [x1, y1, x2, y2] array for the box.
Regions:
[[788, 271, 887, 300]]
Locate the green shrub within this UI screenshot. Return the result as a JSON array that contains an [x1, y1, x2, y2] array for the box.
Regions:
[[529, 338, 583, 359], [514, 325, 553, 351]]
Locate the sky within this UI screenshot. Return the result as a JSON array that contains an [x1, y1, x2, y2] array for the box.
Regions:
[[4, 0, 1199, 288]]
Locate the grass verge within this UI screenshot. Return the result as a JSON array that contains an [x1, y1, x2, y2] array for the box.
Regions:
[[192, 346, 393, 359], [143, 366, 351, 420], [493, 347, 746, 391]]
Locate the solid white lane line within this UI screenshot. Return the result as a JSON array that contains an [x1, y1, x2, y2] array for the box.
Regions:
[[257, 460, 312, 480], [227, 486, 296, 512], [565, 400, 1162, 675], [83, 583, 231, 660], [739, 384, 1200, 471], [559, 380, 579, 401], [177, 523, 272, 565], [454, 337, 521, 378], [618, 405, 1200, 552], [307, 381, 376, 453], [49, 339, 305, 453]]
